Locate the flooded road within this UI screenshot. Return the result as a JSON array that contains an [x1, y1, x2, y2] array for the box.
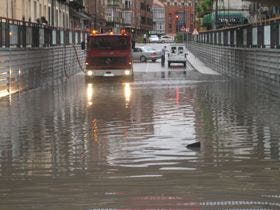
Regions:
[[0, 55, 280, 209]]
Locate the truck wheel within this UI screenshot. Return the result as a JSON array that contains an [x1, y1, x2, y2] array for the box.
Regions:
[[183, 62, 186, 67], [140, 56, 147, 62], [152, 59, 156, 62]]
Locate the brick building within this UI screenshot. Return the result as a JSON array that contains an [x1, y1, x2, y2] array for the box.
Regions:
[[163, 0, 194, 34]]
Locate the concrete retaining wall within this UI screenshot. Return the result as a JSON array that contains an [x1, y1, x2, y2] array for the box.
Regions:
[[0, 45, 85, 97], [188, 41, 280, 91]]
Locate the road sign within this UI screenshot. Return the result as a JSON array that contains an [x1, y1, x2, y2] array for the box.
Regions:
[[192, 28, 199, 35]]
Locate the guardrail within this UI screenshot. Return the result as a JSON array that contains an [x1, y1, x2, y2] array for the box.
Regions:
[[0, 17, 87, 48]]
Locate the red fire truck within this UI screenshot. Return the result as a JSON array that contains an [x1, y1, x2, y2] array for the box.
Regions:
[[85, 30, 133, 81]]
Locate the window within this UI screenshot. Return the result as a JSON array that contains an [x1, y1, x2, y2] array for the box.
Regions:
[[28, 0, 31, 19], [44, 5, 47, 17], [89, 36, 129, 50]]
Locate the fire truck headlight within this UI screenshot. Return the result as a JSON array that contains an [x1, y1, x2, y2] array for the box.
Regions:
[[125, 70, 130, 76], [87, 70, 93, 76]]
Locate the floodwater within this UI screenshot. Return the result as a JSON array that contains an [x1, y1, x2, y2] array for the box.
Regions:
[[0, 62, 280, 210]]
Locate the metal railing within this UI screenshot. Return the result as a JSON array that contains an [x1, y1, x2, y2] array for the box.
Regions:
[[193, 17, 280, 49], [0, 17, 87, 48]]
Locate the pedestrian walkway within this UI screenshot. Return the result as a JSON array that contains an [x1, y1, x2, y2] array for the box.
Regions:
[[186, 50, 220, 75]]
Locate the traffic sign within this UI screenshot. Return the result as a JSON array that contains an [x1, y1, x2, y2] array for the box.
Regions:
[[192, 28, 199, 35]]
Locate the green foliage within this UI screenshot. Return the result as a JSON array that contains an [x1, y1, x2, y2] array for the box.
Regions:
[[196, 0, 213, 17], [175, 33, 184, 43], [196, 4, 202, 14]]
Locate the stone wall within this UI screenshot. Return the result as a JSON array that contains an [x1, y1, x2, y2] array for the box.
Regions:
[[0, 45, 85, 97]]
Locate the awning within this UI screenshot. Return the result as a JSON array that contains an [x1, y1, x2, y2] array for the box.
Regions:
[[202, 12, 246, 27]]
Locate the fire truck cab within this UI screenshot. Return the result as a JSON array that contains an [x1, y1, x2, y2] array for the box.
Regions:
[[85, 30, 133, 81]]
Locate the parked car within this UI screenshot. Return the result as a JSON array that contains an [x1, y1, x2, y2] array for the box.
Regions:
[[159, 35, 174, 43], [148, 35, 160, 43], [132, 46, 161, 62], [167, 44, 188, 67]]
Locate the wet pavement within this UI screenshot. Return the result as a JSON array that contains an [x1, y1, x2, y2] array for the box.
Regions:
[[0, 44, 280, 209]]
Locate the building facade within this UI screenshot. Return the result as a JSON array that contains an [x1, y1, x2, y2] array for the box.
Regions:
[[69, 0, 93, 30], [85, 0, 106, 30], [122, 0, 134, 27], [248, 2, 280, 23], [105, 0, 123, 32], [199, 0, 250, 30], [102, 0, 152, 34], [152, 0, 165, 35], [0, 0, 93, 30], [213, 0, 251, 27], [139, 0, 153, 32], [163, 0, 194, 34], [0, 0, 70, 28]]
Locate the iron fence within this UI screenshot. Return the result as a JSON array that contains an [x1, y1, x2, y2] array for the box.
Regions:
[[0, 17, 87, 48], [194, 18, 280, 49]]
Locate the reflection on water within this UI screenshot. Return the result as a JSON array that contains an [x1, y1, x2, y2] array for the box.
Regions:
[[87, 83, 94, 107], [0, 72, 280, 209], [124, 82, 131, 105]]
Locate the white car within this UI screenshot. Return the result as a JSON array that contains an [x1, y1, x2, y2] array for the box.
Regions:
[[148, 35, 159, 43], [160, 35, 174, 43], [167, 44, 188, 67]]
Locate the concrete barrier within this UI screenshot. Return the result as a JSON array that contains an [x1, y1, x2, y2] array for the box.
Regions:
[[187, 41, 280, 93], [0, 45, 85, 97]]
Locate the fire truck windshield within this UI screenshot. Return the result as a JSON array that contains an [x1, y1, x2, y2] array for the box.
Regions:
[[89, 35, 130, 50]]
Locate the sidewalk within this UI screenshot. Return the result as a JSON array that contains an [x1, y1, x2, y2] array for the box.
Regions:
[[186, 50, 220, 75]]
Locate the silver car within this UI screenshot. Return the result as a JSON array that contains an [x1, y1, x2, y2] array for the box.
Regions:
[[132, 46, 161, 62]]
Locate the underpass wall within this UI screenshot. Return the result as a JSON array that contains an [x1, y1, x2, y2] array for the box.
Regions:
[[0, 45, 85, 97], [187, 41, 280, 91]]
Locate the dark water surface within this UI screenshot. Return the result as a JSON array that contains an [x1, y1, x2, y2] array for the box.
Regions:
[[0, 70, 280, 210]]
